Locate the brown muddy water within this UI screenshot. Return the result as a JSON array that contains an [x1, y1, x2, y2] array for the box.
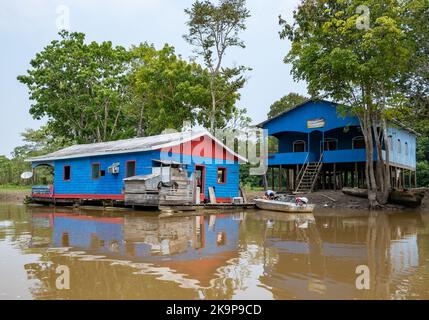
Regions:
[[0, 204, 428, 300]]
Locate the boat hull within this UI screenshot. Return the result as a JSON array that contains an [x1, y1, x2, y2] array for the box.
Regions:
[[254, 199, 315, 213]]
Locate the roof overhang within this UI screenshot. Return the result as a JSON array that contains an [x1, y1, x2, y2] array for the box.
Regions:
[[27, 130, 248, 164]]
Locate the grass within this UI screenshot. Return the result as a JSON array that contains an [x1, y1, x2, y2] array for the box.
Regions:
[[0, 184, 32, 191]]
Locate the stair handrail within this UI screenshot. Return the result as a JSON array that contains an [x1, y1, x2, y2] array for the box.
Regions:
[[310, 153, 324, 192], [295, 153, 310, 192]]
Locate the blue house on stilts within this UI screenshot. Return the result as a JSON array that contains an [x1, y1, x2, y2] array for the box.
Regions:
[[28, 130, 246, 206], [258, 99, 417, 193]]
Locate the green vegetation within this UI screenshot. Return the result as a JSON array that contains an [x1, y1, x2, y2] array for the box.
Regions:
[[0, 185, 31, 191], [184, 0, 250, 132], [279, 0, 429, 206], [267, 93, 307, 119]]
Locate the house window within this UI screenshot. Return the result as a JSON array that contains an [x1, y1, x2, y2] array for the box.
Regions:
[[405, 142, 409, 155], [126, 161, 136, 178], [92, 163, 100, 179], [217, 167, 227, 184], [352, 136, 365, 149], [324, 138, 337, 151], [398, 139, 401, 154], [293, 140, 306, 152], [63, 165, 71, 181], [388, 135, 393, 150]]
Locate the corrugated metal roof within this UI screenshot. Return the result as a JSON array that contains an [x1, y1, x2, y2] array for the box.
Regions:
[[27, 130, 247, 163]]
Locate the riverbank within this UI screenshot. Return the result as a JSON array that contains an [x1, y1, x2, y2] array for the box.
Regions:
[[245, 188, 429, 211], [0, 186, 31, 204]]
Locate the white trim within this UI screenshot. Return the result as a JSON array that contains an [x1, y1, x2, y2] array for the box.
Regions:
[[27, 130, 248, 163], [293, 140, 306, 152], [352, 136, 365, 150], [322, 138, 338, 151]]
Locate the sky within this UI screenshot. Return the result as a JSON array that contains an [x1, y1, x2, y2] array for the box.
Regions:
[[0, 0, 307, 157]]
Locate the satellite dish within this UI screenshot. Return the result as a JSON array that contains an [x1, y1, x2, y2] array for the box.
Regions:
[[21, 171, 33, 179]]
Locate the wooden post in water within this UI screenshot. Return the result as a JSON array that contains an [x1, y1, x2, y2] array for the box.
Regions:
[[279, 165, 282, 192]]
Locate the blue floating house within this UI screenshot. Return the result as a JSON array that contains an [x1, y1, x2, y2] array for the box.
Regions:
[[28, 130, 246, 205], [258, 99, 417, 192]]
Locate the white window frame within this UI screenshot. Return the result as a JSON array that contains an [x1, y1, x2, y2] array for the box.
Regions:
[[323, 138, 338, 151], [293, 140, 306, 153], [352, 136, 365, 150]]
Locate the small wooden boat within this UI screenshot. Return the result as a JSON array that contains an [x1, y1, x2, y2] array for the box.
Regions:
[[254, 199, 315, 213]]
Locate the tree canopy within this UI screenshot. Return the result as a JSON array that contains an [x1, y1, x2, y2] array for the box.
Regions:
[[17, 31, 247, 146], [267, 93, 307, 119], [184, 0, 250, 131], [279, 0, 424, 206]]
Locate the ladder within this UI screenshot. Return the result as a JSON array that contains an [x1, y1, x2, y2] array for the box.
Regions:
[[295, 154, 323, 193]]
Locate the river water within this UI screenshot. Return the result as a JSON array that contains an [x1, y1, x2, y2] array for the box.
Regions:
[[0, 204, 428, 300]]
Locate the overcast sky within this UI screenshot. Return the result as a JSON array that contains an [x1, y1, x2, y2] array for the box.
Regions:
[[0, 0, 307, 157]]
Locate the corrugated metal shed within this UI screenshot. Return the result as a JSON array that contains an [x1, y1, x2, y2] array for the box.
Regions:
[[28, 130, 247, 163]]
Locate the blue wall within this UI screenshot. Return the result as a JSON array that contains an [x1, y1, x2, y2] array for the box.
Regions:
[[263, 101, 416, 169], [386, 125, 416, 169], [264, 100, 359, 135], [33, 150, 240, 199]]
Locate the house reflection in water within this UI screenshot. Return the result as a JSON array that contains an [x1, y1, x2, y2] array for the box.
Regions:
[[33, 211, 243, 288], [26, 209, 429, 299]]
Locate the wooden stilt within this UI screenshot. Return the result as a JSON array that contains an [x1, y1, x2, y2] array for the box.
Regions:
[[354, 162, 358, 188], [408, 170, 411, 190], [333, 163, 337, 191], [279, 165, 283, 192], [414, 170, 417, 188], [271, 167, 275, 190]]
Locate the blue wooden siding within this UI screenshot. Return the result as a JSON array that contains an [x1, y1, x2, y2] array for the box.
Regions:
[[46, 150, 159, 195], [263, 100, 416, 169], [385, 125, 416, 169], [160, 152, 240, 199], [264, 100, 359, 135], [33, 149, 239, 199]]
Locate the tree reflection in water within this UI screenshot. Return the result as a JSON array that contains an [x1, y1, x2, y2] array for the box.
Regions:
[[0, 204, 428, 300]]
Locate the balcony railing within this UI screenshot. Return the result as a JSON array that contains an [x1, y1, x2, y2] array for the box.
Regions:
[[268, 149, 367, 165], [32, 186, 54, 197]]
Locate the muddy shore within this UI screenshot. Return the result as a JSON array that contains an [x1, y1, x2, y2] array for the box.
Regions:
[[0, 189, 30, 204], [246, 189, 429, 211], [1, 188, 428, 212]]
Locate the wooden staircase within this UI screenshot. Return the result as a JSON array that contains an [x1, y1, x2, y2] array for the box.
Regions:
[[295, 154, 323, 193]]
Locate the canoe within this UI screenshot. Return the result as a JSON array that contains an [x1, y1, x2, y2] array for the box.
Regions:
[[389, 190, 424, 208], [254, 199, 315, 213], [342, 187, 368, 198], [342, 187, 424, 207]]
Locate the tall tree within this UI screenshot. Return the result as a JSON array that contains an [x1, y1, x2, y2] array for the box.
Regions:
[[129, 43, 242, 135], [280, 0, 413, 208], [267, 93, 307, 119], [400, 0, 429, 187], [18, 31, 134, 144], [184, 0, 250, 132]]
